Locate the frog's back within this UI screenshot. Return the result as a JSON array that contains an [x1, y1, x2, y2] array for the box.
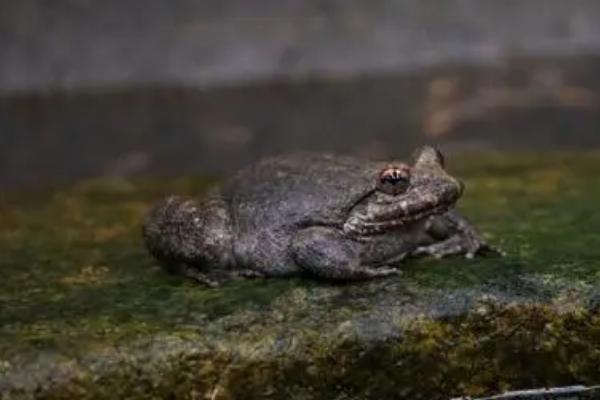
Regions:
[[221, 153, 379, 230]]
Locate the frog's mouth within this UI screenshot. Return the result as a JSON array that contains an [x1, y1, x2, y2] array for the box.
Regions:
[[343, 183, 457, 236]]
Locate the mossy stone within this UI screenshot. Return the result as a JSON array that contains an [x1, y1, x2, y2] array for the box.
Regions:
[[2, 153, 600, 399]]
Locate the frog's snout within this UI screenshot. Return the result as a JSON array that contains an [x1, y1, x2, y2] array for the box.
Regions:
[[411, 145, 445, 169], [456, 179, 465, 198]]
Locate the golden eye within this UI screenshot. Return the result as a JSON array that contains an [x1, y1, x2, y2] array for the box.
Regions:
[[378, 165, 410, 195], [381, 169, 407, 185]]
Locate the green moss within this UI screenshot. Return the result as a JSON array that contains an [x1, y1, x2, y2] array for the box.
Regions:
[[2, 153, 600, 399]]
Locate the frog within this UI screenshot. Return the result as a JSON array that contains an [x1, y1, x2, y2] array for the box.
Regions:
[[143, 146, 498, 286]]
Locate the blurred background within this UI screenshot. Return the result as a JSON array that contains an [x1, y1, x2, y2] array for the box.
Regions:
[[2, 0, 600, 188]]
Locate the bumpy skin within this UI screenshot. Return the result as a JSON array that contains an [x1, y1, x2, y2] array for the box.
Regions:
[[143, 147, 496, 285]]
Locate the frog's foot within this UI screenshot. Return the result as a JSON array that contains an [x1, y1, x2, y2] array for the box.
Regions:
[[416, 210, 504, 259], [230, 269, 267, 280], [176, 263, 220, 287], [292, 227, 401, 281], [177, 266, 268, 287], [412, 235, 473, 259]]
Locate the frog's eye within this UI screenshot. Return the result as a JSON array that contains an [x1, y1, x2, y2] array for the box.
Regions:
[[378, 166, 410, 195]]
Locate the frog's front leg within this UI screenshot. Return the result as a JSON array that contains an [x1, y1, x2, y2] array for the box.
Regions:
[[412, 209, 502, 259], [291, 227, 400, 280]]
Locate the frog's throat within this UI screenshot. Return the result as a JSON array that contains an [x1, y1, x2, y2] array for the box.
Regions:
[[343, 185, 456, 236]]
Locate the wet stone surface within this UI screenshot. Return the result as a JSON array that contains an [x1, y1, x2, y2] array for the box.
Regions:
[[1, 153, 600, 399]]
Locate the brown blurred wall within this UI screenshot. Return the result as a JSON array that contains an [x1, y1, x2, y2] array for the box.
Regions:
[[2, 1, 600, 187], [2, 0, 600, 93]]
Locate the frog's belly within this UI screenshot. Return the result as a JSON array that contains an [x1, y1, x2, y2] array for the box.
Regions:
[[233, 222, 430, 275]]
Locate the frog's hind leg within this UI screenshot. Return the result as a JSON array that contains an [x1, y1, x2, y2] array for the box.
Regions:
[[291, 227, 400, 281], [142, 195, 235, 285]]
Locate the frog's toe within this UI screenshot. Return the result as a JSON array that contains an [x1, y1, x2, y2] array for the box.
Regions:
[[464, 239, 486, 259], [474, 242, 506, 258], [231, 269, 267, 279], [453, 228, 505, 259], [413, 235, 473, 259], [413, 245, 457, 259], [462, 231, 505, 257], [177, 264, 221, 287], [369, 267, 402, 277]]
